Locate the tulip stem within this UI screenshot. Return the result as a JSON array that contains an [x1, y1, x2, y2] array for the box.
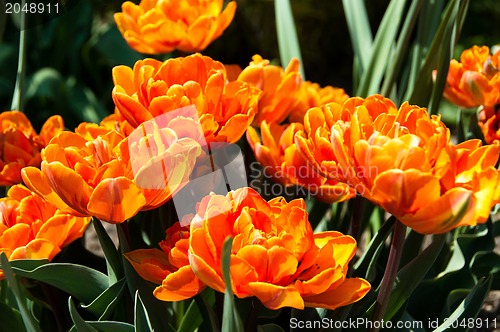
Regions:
[[11, 0, 27, 112], [370, 219, 407, 331], [350, 196, 365, 242]]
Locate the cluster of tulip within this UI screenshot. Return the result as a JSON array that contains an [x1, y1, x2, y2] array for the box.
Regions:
[[1, 0, 499, 330]]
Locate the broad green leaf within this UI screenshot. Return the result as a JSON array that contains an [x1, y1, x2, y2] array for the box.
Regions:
[[274, 0, 305, 79], [183, 291, 218, 332], [342, 0, 373, 77], [0, 299, 27, 332], [80, 279, 126, 320], [433, 276, 492, 332], [118, 225, 175, 332], [356, 0, 407, 96], [68, 297, 98, 332], [8, 262, 108, 305], [221, 236, 244, 332], [383, 234, 445, 320], [0, 254, 42, 332], [134, 291, 153, 332], [92, 218, 123, 285]]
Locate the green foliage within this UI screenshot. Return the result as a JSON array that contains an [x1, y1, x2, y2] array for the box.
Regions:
[[0, 0, 499, 331], [221, 237, 244, 332]]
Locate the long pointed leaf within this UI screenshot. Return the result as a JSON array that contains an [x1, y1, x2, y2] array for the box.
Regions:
[[427, 0, 463, 115], [380, 0, 424, 97], [221, 236, 244, 332], [356, 0, 407, 96], [92, 217, 123, 285], [433, 276, 492, 332], [134, 291, 153, 332], [0, 254, 42, 332], [342, 0, 373, 78], [383, 234, 446, 320], [274, 0, 304, 78], [80, 278, 126, 320], [408, 0, 458, 105], [68, 297, 98, 332], [8, 262, 108, 304]]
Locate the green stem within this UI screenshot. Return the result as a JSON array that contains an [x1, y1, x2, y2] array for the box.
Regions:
[[349, 196, 365, 242], [174, 300, 185, 328], [370, 219, 407, 332], [11, 0, 27, 112]]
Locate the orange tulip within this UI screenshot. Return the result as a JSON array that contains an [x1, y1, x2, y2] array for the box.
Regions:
[[112, 53, 261, 143], [125, 222, 205, 301], [188, 187, 370, 310], [0, 185, 90, 278], [288, 81, 349, 123], [478, 105, 500, 143], [114, 0, 237, 54], [21, 119, 202, 223], [0, 111, 63, 186], [246, 121, 355, 203], [296, 95, 500, 234], [441, 45, 500, 109], [236, 55, 303, 125]]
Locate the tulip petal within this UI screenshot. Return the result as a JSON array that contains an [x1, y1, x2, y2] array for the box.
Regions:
[[246, 282, 304, 310], [154, 265, 205, 301], [303, 278, 371, 310], [125, 248, 171, 284], [88, 177, 146, 223]]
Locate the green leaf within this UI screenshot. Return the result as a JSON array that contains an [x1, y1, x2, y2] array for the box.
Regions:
[[408, 0, 459, 106], [353, 216, 395, 280], [342, 0, 373, 78], [0, 254, 42, 332], [383, 234, 445, 320], [118, 225, 175, 332], [134, 291, 153, 332], [0, 300, 27, 332], [380, 0, 425, 97], [427, 0, 466, 115], [356, 0, 408, 96], [405, 0, 446, 101], [184, 291, 218, 332], [221, 236, 244, 332], [433, 276, 492, 332], [68, 297, 98, 332], [8, 261, 108, 305], [69, 322, 134, 332], [92, 218, 123, 285], [274, 0, 305, 79], [80, 279, 126, 320]]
